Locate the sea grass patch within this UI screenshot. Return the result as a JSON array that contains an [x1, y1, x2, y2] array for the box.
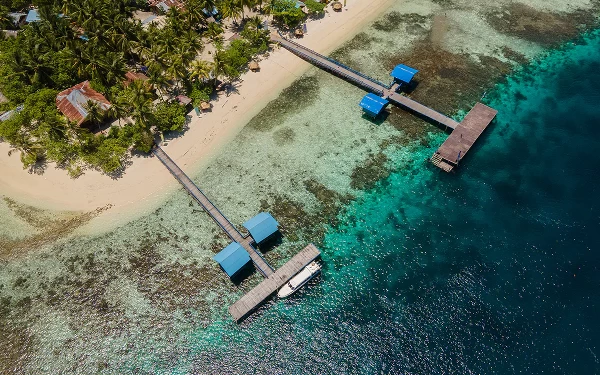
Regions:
[[372, 12, 429, 33], [0, 205, 112, 259], [330, 32, 376, 61], [273, 126, 296, 145], [350, 152, 390, 190], [247, 75, 320, 132], [383, 42, 512, 116], [0, 318, 33, 374], [486, 3, 599, 47]]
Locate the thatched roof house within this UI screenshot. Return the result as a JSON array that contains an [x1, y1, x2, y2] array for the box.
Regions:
[[249, 61, 260, 72], [56, 81, 111, 125], [332, 1, 343, 11]]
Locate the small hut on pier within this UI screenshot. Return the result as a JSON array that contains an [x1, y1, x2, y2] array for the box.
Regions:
[[390, 64, 419, 85], [243, 212, 279, 244], [213, 242, 251, 278], [359, 93, 389, 118]]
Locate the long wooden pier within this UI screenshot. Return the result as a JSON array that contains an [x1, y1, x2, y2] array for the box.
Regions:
[[272, 33, 497, 171], [152, 146, 321, 321], [271, 33, 460, 129], [152, 146, 274, 277]]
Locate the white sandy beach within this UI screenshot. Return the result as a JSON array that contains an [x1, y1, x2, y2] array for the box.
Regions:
[[0, 0, 395, 234]]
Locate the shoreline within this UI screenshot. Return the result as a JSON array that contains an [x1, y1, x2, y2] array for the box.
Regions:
[[0, 0, 396, 236]]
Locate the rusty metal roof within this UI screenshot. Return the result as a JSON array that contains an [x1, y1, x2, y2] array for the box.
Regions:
[[56, 81, 111, 125]]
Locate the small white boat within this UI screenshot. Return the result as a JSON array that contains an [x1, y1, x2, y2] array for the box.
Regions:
[[277, 261, 321, 298]]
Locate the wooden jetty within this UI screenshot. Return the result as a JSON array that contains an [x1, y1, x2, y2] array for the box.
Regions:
[[229, 243, 321, 322], [272, 33, 497, 171], [431, 103, 498, 172], [152, 146, 274, 276], [271, 33, 460, 129], [152, 146, 321, 320]]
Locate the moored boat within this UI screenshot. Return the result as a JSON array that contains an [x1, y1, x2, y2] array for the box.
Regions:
[[277, 261, 321, 298]]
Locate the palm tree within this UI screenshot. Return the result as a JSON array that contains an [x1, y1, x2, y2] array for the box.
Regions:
[[219, 0, 243, 25], [83, 48, 105, 82], [60, 44, 87, 79], [142, 44, 168, 76], [205, 22, 224, 45], [108, 95, 129, 125], [0, 7, 11, 29], [11, 41, 53, 85], [212, 50, 226, 86], [179, 30, 204, 56], [148, 72, 169, 98], [124, 80, 154, 128], [99, 51, 127, 86], [188, 60, 213, 83], [84, 100, 105, 131], [240, 0, 257, 19]]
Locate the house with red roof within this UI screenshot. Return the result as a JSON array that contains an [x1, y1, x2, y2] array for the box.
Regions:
[[56, 81, 111, 126]]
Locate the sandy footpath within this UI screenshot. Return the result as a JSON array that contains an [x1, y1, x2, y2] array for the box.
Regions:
[[0, 0, 395, 234]]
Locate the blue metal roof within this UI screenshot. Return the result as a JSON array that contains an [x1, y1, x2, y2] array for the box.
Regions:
[[243, 212, 279, 244], [390, 64, 418, 84], [26, 9, 40, 23], [213, 242, 250, 277], [360, 93, 389, 117]]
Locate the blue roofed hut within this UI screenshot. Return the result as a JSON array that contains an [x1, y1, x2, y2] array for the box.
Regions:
[[243, 212, 279, 244], [359, 93, 389, 118], [213, 242, 251, 277], [390, 64, 418, 84]]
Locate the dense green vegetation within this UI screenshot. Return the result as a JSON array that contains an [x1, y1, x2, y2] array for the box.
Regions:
[[0, 0, 315, 175]]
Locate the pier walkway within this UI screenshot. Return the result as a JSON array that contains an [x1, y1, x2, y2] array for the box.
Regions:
[[152, 146, 321, 320], [272, 33, 498, 171], [431, 103, 498, 172], [271, 33, 460, 130], [229, 243, 321, 321], [152, 146, 274, 277]]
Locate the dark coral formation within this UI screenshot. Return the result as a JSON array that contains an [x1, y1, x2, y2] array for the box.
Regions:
[[487, 4, 599, 47]]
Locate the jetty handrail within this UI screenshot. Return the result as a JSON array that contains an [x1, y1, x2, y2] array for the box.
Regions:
[[152, 146, 244, 239], [275, 32, 392, 91]]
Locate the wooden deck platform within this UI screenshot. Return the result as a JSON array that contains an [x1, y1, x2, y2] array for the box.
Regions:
[[431, 103, 498, 172], [272, 33, 459, 129], [229, 243, 321, 322], [152, 146, 274, 277]]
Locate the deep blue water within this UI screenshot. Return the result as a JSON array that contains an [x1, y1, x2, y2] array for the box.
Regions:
[[176, 32, 600, 375]]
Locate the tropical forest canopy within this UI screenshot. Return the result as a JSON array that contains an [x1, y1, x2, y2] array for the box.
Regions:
[[0, 0, 323, 175]]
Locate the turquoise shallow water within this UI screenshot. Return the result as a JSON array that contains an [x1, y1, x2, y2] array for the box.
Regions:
[[167, 31, 600, 374], [2, 9, 600, 374]]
